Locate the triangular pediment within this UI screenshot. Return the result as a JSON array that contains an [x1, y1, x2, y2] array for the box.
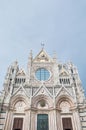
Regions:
[[59, 71, 68, 77], [12, 85, 29, 98], [55, 86, 73, 98], [16, 69, 26, 76], [33, 85, 53, 98], [59, 67, 69, 77], [33, 49, 53, 62]]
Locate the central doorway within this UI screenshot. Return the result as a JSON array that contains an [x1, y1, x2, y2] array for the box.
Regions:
[[37, 114, 49, 130]]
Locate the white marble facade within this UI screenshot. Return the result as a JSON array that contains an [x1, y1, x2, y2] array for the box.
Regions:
[[0, 48, 86, 130]]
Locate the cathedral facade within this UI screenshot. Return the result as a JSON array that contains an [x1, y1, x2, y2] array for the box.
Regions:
[[0, 49, 86, 130]]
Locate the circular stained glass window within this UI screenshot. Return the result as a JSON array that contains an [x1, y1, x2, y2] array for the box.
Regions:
[[35, 68, 50, 81]]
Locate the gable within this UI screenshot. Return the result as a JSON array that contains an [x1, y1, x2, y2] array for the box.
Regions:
[[33, 49, 53, 62], [59, 71, 69, 77], [59, 67, 69, 77], [16, 69, 26, 76], [12, 85, 30, 98], [55, 86, 73, 99], [33, 85, 53, 98]]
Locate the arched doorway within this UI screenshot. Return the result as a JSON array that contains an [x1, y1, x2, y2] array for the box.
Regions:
[[56, 96, 75, 130]]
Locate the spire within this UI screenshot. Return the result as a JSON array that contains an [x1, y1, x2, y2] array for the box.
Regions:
[[53, 51, 57, 62], [28, 50, 33, 66], [14, 60, 18, 66], [29, 50, 33, 59]]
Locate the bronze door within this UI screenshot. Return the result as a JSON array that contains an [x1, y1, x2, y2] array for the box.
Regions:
[[62, 118, 73, 130], [37, 114, 49, 130], [13, 118, 23, 130]]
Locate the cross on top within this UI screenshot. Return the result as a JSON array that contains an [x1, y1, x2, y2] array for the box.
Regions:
[[41, 42, 45, 49]]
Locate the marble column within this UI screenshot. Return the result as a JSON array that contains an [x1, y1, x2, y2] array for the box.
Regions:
[[30, 111, 36, 130], [4, 110, 13, 130], [24, 110, 31, 130], [56, 110, 62, 130], [49, 110, 57, 130], [72, 109, 82, 130]]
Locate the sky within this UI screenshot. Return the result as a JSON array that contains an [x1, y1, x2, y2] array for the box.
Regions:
[[0, 0, 86, 94]]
